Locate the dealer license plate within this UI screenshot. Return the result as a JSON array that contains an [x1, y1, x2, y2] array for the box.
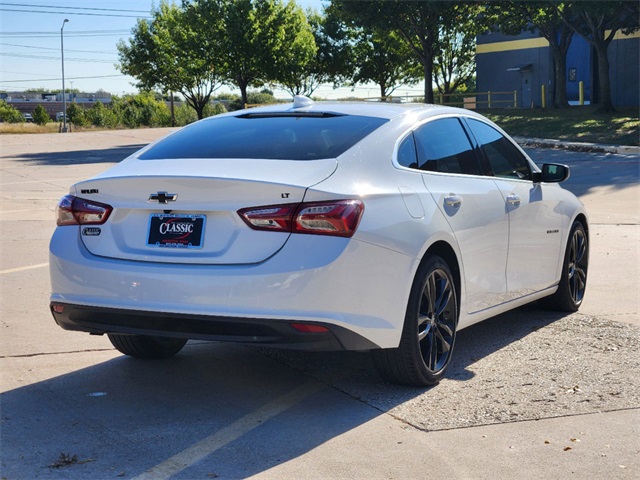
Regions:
[[147, 214, 205, 249]]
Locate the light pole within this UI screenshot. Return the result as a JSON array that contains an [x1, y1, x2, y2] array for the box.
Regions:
[[61, 18, 69, 132]]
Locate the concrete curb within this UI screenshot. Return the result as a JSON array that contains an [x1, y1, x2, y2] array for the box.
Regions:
[[513, 136, 640, 155]]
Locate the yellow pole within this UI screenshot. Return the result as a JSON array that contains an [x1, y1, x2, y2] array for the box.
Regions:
[[541, 85, 546, 108], [579, 81, 584, 105]]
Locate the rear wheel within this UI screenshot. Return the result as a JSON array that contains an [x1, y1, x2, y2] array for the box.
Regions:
[[540, 220, 588, 312], [373, 255, 458, 386], [108, 334, 187, 359]]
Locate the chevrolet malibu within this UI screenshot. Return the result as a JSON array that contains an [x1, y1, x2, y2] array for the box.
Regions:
[[49, 97, 589, 386]]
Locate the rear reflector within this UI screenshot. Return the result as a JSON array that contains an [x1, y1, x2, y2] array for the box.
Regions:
[[291, 323, 330, 333], [238, 200, 364, 237], [51, 304, 65, 314], [56, 195, 113, 226]]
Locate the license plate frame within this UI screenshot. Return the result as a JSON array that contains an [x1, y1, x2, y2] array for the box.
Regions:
[[147, 213, 206, 249]]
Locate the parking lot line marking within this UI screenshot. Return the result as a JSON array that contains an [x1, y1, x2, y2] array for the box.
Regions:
[[132, 380, 325, 480], [0, 263, 49, 275]]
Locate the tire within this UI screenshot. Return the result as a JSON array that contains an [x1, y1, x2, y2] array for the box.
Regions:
[[108, 334, 187, 359], [540, 220, 588, 312], [373, 255, 458, 387]]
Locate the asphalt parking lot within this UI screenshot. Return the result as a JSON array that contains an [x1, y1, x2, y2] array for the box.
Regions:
[[1, 128, 638, 479]]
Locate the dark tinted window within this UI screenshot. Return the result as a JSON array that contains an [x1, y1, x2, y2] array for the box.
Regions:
[[466, 119, 532, 180], [412, 118, 480, 175], [397, 134, 419, 169], [139, 113, 388, 161]]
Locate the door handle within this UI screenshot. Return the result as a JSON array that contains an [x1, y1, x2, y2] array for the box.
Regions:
[[506, 194, 521, 206], [444, 194, 462, 207]]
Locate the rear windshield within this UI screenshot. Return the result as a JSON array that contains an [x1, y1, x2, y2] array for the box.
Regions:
[[138, 113, 388, 161]]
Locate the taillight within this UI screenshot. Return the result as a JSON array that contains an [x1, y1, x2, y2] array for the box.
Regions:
[[238, 200, 364, 238], [56, 195, 113, 226]]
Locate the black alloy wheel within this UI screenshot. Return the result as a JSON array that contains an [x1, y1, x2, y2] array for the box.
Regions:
[[373, 255, 458, 386], [540, 220, 589, 312]]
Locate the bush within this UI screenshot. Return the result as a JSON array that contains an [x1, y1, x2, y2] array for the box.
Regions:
[[66, 103, 88, 126], [174, 103, 198, 126], [204, 102, 227, 117], [86, 101, 118, 128], [33, 105, 50, 125], [228, 90, 278, 111], [0, 100, 24, 123], [113, 92, 171, 128]]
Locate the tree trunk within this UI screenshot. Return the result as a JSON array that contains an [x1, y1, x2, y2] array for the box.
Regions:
[[170, 91, 175, 127], [594, 42, 615, 113], [238, 78, 249, 108], [195, 102, 205, 120], [423, 59, 434, 104], [551, 45, 570, 109]]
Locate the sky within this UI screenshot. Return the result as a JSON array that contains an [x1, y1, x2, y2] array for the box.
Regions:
[[0, 0, 424, 100]]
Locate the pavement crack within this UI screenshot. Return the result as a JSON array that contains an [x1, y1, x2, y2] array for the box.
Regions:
[[1, 348, 114, 359]]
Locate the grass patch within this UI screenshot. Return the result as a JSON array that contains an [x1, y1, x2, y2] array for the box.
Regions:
[[0, 122, 63, 134], [0, 122, 131, 134], [484, 106, 639, 146]]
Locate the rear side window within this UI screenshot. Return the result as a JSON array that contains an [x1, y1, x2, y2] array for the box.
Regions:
[[412, 118, 480, 175], [139, 113, 388, 161], [466, 119, 532, 180]]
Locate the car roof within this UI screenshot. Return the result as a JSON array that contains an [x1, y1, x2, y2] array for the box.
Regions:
[[225, 96, 482, 122]]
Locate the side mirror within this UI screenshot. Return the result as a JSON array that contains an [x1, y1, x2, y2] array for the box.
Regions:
[[532, 163, 570, 183]]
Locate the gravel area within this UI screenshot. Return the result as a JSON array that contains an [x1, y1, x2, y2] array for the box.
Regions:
[[261, 306, 640, 432]]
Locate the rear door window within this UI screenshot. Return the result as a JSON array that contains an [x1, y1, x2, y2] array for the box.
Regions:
[[139, 113, 388, 161], [411, 118, 481, 175]]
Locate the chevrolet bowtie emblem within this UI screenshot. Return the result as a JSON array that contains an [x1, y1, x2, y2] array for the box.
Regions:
[[149, 192, 178, 204]]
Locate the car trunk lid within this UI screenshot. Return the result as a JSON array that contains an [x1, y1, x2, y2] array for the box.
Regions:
[[72, 158, 337, 264]]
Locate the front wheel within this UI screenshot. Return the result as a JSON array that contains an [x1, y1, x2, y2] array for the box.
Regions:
[[108, 334, 187, 359], [540, 220, 588, 312], [373, 255, 458, 387]]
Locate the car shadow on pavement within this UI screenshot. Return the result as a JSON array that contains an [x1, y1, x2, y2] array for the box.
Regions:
[[1, 343, 395, 479], [7, 144, 147, 166], [261, 304, 565, 391], [3, 306, 634, 478]]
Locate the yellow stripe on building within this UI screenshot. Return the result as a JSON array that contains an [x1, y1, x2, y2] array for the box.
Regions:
[[613, 30, 640, 40], [476, 30, 639, 54], [476, 37, 549, 54]]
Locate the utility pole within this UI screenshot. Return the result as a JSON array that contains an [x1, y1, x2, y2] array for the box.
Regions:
[[61, 18, 69, 132]]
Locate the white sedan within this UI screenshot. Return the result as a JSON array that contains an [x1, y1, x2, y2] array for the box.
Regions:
[[49, 97, 589, 386]]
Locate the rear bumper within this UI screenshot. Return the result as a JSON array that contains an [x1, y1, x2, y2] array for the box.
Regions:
[[50, 303, 378, 351], [49, 226, 418, 349]]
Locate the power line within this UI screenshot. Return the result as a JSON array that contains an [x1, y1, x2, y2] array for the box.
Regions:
[[1, 30, 130, 34], [0, 33, 129, 38], [0, 2, 150, 13], [1, 52, 116, 63], [0, 74, 126, 83], [1, 42, 117, 54], [0, 7, 151, 18]]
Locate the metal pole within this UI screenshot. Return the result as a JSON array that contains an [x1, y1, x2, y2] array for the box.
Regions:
[[61, 19, 69, 132]]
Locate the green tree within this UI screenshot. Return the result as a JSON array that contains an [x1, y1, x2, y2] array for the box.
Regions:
[[559, 1, 639, 112], [32, 105, 50, 125], [332, 0, 456, 103], [351, 28, 421, 98], [488, 2, 575, 109], [434, 3, 484, 98], [117, 1, 223, 119], [0, 100, 24, 123], [312, 9, 355, 90], [203, 0, 316, 106], [268, 1, 317, 97]]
